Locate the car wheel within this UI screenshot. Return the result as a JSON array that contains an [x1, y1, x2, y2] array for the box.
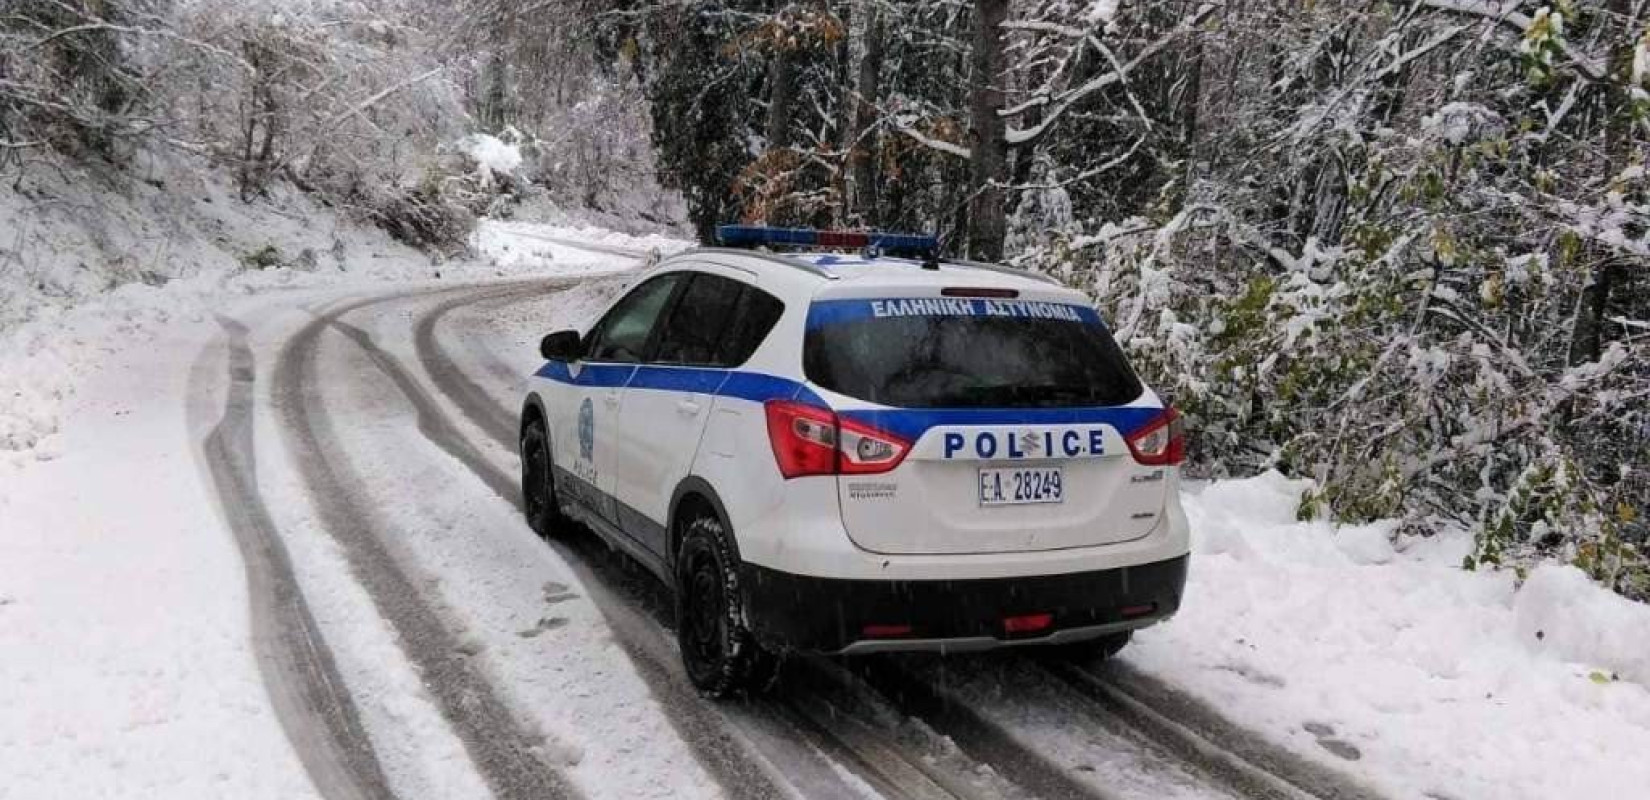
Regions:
[[675, 515, 778, 697], [520, 417, 560, 538]]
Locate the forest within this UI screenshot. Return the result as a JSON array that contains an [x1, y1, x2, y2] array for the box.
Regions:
[[3, 0, 1647, 599]]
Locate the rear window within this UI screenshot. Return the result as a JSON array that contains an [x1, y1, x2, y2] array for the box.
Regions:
[[803, 297, 1142, 408]]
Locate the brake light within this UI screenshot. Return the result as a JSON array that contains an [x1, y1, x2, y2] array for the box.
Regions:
[[1126, 407, 1186, 466], [765, 401, 838, 478], [764, 400, 911, 478]]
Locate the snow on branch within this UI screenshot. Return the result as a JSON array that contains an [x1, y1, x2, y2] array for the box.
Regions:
[[890, 116, 973, 159], [1004, 3, 1217, 147], [1420, 0, 1607, 80]]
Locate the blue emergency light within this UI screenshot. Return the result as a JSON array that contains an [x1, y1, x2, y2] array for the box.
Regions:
[[717, 225, 939, 258]]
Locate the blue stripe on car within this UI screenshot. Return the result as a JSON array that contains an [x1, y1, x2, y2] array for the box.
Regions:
[[534, 362, 825, 406], [534, 362, 1157, 441]]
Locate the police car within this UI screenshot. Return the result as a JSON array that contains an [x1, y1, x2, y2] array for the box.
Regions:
[[518, 226, 1189, 696]]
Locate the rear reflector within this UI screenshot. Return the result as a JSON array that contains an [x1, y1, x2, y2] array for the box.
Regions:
[[1002, 613, 1054, 634], [941, 286, 1019, 299], [862, 624, 913, 638], [1120, 604, 1157, 619]]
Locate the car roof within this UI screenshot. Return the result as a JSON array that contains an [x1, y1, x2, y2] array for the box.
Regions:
[[665, 247, 1070, 298]]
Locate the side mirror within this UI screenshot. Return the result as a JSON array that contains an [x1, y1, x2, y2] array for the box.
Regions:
[[539, 330, 582, 361]]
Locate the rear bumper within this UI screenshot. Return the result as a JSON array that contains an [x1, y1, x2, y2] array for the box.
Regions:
[[739, 554, 1187, 655]]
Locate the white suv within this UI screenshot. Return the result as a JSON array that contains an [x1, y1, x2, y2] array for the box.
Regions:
[[518, 228, 1189, 696]]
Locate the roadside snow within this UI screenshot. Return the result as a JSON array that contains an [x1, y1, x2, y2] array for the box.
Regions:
[[474, 219, 691, 270], [0, 314, 319, 799], [1129, 471, 1650, 800]]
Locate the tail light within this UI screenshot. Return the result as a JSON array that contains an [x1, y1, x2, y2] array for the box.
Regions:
[[765, 400, 910, 478], [1126, 407, 1186, 466]]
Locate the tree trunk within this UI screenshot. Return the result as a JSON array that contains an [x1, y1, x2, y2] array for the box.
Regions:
[[847, 5, 885, 224], [966, 0, 1010, 261], [481, 52, 509, 132], [766, 10, 799, 150], [1180, 23, 1206, 188], [1567, 0, 1639, 366], [1568, 257, 1619, 366]]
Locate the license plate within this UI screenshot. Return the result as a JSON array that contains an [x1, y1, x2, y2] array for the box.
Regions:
[[978, 466, 1064, 506]]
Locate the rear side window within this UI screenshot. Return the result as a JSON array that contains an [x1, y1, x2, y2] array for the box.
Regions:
[[715, 288, 784, 366], [654, 274, 744, 365], [651, 272, 785, 367], [804, 298, 1142, 408]]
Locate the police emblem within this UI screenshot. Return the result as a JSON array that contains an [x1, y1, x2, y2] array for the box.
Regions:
[[578, 397, 595, 461]]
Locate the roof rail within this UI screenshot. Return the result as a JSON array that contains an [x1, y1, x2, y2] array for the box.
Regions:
[[670, 247, 838, 279], [941, 257, 1063, 285]]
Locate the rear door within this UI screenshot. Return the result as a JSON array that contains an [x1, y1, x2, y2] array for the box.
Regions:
[[805, 292, 1169, 555], [611, 270, 749, 557]]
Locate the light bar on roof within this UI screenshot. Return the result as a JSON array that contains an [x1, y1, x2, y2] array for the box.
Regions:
[[717, 225, 938, 256]]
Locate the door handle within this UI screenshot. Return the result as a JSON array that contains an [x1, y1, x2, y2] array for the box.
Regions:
[[602, 391, 620, 407], [676, 399, 701, 416]]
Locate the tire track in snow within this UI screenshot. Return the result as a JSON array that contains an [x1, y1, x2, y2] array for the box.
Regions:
[[411, 287, 535, 447], [274, 288, 586, 800], [1043, 660, 1388, 800], [192, 315, 398, 800], [835, 658, 1110, 800], [326, 294, 819, 800]]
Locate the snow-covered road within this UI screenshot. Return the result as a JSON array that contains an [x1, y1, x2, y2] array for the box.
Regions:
[[5, 224, 1649, 800]]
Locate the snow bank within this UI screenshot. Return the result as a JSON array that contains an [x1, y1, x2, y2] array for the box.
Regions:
[[1130, 472, 1650, 800], [1515, 565, 1650, 687], [473, 219, 691, 272]]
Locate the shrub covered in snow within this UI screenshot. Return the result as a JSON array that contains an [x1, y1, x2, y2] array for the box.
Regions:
[[1009, 2, 1649, 601]]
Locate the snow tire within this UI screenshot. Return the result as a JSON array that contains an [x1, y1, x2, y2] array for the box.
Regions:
[[675, 515, 778, 698], [520, 417, 562, 538]]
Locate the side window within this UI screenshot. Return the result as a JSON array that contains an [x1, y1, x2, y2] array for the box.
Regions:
[[585, 274, 683, 363], [715, 287, 785, 366], [653, 274, 745, 366]]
